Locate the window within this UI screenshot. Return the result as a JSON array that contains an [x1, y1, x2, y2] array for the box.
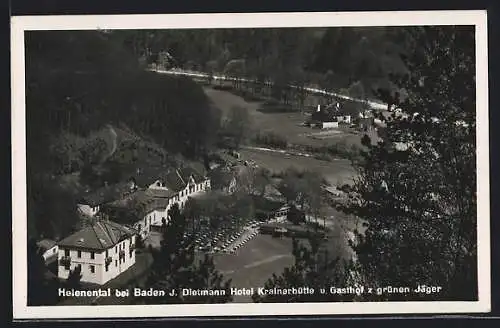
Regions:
[[105, 250, 108, 257], [77, 250, 82, 258], [115, 246, 118, 252], [53, 248, 56, 253], [64, 249, 70, 257], [90, 252, 95, 259], [115, 260, 118, 267], [90, 265, 95, 273], [105, 265, 109, 272]]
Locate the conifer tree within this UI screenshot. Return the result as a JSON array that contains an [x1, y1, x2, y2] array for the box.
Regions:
[[343, 26, 477, 301], [252, 237, 350, 303], [137, 204, 232, 304]]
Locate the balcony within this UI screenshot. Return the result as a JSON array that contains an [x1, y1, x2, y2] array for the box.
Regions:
[[60, 256, 71, 269]]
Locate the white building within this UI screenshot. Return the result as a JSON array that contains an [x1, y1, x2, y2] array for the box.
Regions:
[[325, 102, 352, 124], [102, 167, 211, 237], [308, 105, 339, 129], [57, 220, 137, 285]]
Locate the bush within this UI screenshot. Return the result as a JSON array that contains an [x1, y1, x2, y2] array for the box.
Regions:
[[254, 132, 288, 149]]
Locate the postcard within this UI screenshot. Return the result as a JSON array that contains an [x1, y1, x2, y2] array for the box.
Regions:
[[11, 10, 490, 319]]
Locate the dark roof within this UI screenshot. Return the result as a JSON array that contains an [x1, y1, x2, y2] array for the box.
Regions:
[[130, 165, 205, 190], [178, 167, 206, 184], [163, 170, 186, 192], [132, 166, 168, 187], [58, 220, 136, 250], [78, 182, 133, 207], [311, 110, 338, 123], [335, 100, 363, 115], [104, 190, 170, 220]]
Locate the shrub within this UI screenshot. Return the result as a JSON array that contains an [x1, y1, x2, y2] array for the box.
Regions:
[[254, 132, 288, 149]]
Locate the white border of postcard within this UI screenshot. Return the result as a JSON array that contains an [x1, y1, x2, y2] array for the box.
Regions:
[[12, 10, 490, 319]]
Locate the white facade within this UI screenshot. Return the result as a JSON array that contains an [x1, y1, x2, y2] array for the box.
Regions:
[[336, 115, 352, 124], [145, 176, 211, 227], [58, 235, 136, 285], [77, 204, 100, 217], [320, 121, 339, 129]]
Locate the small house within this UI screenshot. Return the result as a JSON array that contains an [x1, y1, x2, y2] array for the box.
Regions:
[[37, 239, 58, 263], [308, 105, 339, 129], [57, 219, 137, 285]]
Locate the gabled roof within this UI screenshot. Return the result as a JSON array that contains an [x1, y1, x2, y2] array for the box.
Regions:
[[163, 170, 186, 192], [58, 220, 136, 251], [178, 167, 206, 184], [311, 110, 338, 123], [132, 166, 169, 187], [78, 182, 132, 207], [104, 190, 170, 221]]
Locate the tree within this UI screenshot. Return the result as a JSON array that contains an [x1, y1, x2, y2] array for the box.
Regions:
[[301, 171, 325, 225], [137, 204, 232, 304], [253, 167, 271, 197], [287, 205, 306, 225], [66, 265, 83, 289], [224, 106, 251, 150], [27, 176, 80, 241], [343, 26, 476, 301], [27, 239, 60, 305]]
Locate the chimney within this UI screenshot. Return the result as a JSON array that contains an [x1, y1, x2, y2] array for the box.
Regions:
[[317, 104, 321, 112]]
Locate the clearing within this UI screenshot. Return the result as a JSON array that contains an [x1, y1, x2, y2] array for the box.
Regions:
[[204, 87, 363, 149]]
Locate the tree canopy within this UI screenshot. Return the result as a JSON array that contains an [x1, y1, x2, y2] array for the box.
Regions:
[[343, 26, 477, 301], [137, 204, 232, 304]]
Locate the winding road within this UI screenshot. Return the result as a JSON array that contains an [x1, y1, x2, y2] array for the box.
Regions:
[[149, 68, 388, 111]]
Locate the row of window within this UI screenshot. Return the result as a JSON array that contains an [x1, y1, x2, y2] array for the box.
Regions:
[[64, 249, 96, 259], [63, 240, 132, 260], [64, 250, 135, 273]]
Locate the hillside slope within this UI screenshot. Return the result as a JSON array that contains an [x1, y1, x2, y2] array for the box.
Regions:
[[25, 30, 221, 241]]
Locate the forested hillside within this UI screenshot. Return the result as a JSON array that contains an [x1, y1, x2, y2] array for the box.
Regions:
[[26, 30, 220, 240], [136, 27, 407, 98]]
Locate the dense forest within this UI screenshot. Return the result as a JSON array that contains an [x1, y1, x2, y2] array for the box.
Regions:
[[25, 30, 220, 240], [133, 27, 407, 97]]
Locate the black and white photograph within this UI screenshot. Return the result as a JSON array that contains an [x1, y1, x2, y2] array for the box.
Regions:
[[11, 11, 490, 319]]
